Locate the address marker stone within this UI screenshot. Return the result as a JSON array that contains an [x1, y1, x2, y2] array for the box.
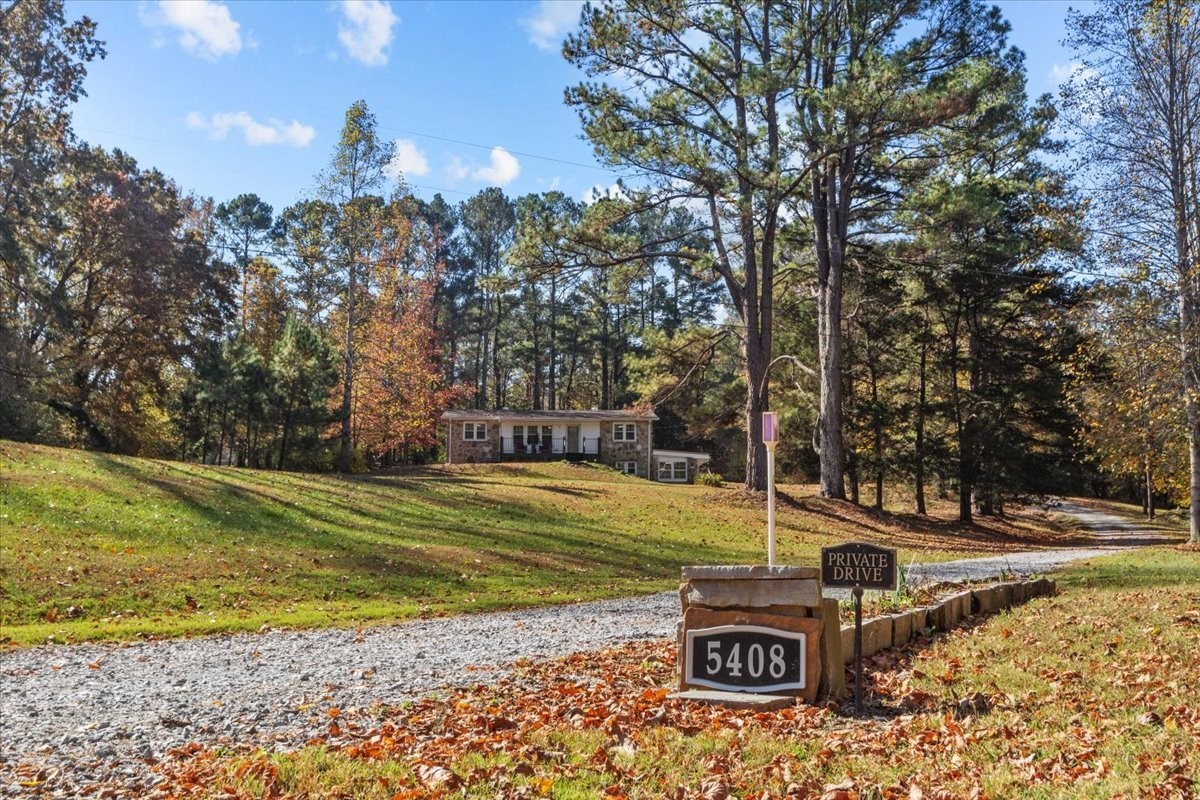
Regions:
[[684, 578, 821, 610], [681, 565, 820, 580], [820, 598, 845, 698]]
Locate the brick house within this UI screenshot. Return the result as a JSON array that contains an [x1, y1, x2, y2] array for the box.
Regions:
[[442, 408, 707, 481]]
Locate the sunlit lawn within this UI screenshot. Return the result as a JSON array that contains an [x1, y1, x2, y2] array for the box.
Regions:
[[2, 441, 1079, 645]]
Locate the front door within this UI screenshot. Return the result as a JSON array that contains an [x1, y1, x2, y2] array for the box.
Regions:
[[566, 425, 580, 453]]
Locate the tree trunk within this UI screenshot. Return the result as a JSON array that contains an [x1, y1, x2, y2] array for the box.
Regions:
[[1180, 291, 1200, 542], [914, 331, 928, 515], [470, 292, 484, 407], [492, 292, 504, 409], [958, 420, 976, 524], [278, 404, 293, 471], [548, 272, 557, 410], [600, 297, 611, 409], [531, 309, 542, 410], [339, 259, 355, 473], [202, 401, 213, 465], [814, 162, 847, 499], [847, 449, 860, 505], [869, 358, 883, 511], [217, 401, 229, 466], [1145, 463, 1155, 520], [744, 334, 768, 491]]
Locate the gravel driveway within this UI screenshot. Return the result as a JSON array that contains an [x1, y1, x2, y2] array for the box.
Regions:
[[0, 500, 1158, 795]]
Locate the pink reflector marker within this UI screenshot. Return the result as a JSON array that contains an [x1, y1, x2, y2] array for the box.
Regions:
[[763, 411, 778, 443]]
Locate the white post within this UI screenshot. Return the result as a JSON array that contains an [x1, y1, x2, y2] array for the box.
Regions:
[[766, 444, 776, 566], [762, 411, 779, 567]]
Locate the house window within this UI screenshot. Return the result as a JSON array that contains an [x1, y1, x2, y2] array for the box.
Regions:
[[657, 459, 688, 482], [616, 461, 638, 476], [463, 422, 487, 441], [613, 422, 637, 442]]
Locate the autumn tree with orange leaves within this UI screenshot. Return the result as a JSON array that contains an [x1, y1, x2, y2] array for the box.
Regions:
[[351, 204, 462, 465]]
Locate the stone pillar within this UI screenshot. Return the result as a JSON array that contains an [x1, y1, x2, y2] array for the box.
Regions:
[[678, 565, 826, 703]]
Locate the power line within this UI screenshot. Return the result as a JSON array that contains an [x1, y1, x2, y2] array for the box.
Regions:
[[75, 116, 632, 185], [370, 122, 622, 175]]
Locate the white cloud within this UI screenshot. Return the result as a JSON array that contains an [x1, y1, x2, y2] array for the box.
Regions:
[[473, 147, 521, 185], [187, 111, 316, 147], [1050, 61, 1097, 87], [338, 0, 398, 66], [445, 155, 470, 181], [142, 0, 245, 61], [522, 0, 584, 50], [386, 138, 429, 178]]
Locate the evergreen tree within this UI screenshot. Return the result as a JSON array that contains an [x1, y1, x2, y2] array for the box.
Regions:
[[271, 315, 338, 470]]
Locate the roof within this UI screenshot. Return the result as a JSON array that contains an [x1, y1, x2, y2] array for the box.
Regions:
[[653, 449, 711, 461], [441, 408, 658, 422]]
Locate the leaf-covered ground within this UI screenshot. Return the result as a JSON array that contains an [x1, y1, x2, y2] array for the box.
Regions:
[[0, 442, 1078, 645], [111, 547, 1200, 799]]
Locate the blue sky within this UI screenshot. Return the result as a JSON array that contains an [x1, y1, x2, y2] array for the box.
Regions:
[[66, 0, 1089, 215]]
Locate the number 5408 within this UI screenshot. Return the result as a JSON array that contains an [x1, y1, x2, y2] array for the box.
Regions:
[[706, 640, 788, 679]]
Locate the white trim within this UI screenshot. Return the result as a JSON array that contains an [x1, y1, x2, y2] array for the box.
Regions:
[[653, 449, 710, 461], [462, 422, 488, 441], [616, 460, 638, 476], [657, 458, 688, 482], [647, 420, 653, 478], [684, 625, 807, 693], [612, 422, 637, 442]]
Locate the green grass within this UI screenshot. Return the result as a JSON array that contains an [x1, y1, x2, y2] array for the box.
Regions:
[[1, 441, 1075, 645], [169, 547, 1200, 799]]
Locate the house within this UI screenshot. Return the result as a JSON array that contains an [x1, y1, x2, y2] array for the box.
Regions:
[[441, 409, 711, 482]]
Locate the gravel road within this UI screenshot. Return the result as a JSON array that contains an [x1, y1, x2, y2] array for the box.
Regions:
[[0, 500, 1156, 795]]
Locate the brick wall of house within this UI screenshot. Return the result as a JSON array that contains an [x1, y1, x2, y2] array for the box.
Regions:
[[600, 420, 650, 472], [447, 420, 498, 463]]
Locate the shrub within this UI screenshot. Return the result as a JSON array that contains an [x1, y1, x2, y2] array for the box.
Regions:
[[695, 470, 724, 487]]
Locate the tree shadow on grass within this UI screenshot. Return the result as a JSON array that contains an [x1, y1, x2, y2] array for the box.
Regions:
[[781, 493, 1104, 553], [75, 455, 749, 589]]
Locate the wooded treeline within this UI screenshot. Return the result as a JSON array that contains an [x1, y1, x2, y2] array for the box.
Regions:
[[2, 0, 1198, 539]]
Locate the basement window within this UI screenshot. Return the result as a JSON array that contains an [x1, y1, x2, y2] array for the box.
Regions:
[[657, 459, 688, 482]]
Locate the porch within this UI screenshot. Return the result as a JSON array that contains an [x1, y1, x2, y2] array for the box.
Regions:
[[498, 436, 602, 461]]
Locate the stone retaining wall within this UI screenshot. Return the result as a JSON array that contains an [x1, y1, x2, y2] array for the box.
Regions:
[[831, 577, 1057, 667]]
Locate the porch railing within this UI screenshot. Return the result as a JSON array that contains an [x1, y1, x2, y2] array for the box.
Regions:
[[499, 437, 600, 458]]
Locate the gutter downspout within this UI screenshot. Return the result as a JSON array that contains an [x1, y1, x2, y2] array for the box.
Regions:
[[647, 418, 653, 480]]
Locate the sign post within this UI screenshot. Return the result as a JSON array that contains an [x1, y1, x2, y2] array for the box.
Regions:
[[820, 542, 897, 712], [762, 412, 779, 566]]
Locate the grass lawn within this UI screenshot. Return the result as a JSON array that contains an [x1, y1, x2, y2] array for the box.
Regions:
[[149, 547, 1200, 799], [2, 441, 1079, 646]]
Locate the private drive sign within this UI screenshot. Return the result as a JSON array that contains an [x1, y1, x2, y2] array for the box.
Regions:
[[821, 542, 897, 591], [684, 624, 807, 693]]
